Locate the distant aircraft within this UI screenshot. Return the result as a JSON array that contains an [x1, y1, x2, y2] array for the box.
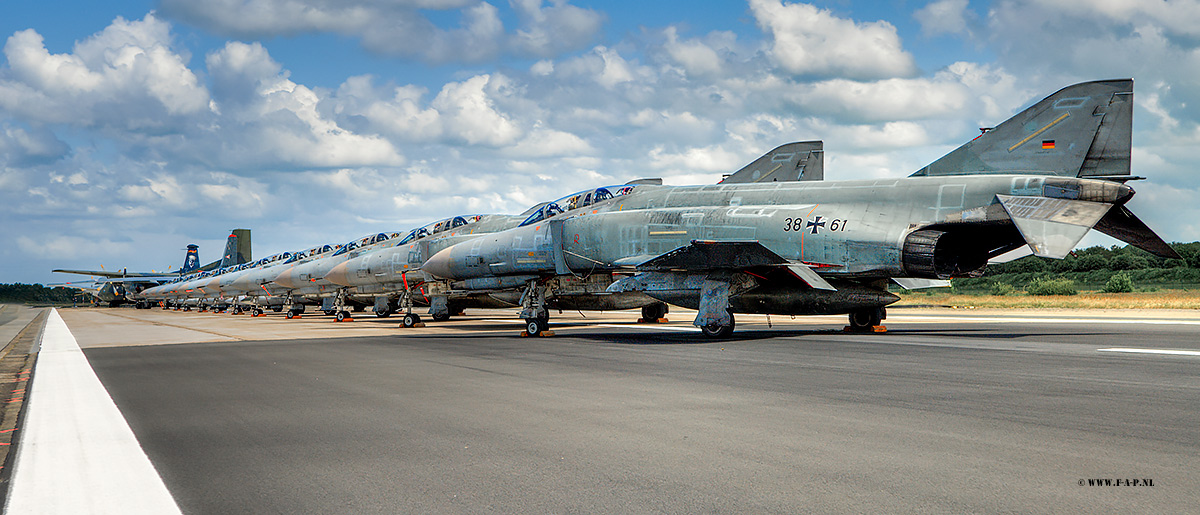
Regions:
[[53, 230, 251, 307], [421, 79, 1179, 337]]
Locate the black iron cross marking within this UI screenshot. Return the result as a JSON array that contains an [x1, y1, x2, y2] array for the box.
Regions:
[[806, 216, 826, 234]]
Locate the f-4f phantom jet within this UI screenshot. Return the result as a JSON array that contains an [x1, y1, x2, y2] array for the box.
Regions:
[[422, 79, 1178, 337], [53, 230, 251, 307]]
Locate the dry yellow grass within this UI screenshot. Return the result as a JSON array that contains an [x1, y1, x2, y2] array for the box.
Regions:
[[895, 289, 1200, 309]]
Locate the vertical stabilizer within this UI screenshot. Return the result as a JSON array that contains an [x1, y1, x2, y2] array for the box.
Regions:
[[912, 79, 1133, 178], [721, 141, 824, 183], [181, 244, 200, 274], [220, 229, 252, 268]]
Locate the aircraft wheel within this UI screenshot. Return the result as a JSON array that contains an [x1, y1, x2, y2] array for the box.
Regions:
[[848, 308, 884, 330], [286, 310, 296, 319], [402, 313, 422, 328], [323, 310, 336, 317], [335, 311, 350, 322], [700, 312, 735, 339], [374, 310, 391, 318], [525, 317, 549, 337], [431, 311, 451, 322], [254, 308, 264, 317], [641, 303, 668, 321]]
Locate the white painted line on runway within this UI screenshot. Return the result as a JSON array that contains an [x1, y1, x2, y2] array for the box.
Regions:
[[5, 309, 182, 514], [1097, 348, 1200, 357], [891, 315, 1200, 326], [596, 324, 701, 332]]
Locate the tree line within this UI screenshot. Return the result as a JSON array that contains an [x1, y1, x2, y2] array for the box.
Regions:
[[0, 283, 81, 304], [954, 242, 1200, 291]]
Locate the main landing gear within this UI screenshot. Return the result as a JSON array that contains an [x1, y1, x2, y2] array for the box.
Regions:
[[639, 302, 669, 323], [700, 311, 735, 338], [846, 307, 887, 333]]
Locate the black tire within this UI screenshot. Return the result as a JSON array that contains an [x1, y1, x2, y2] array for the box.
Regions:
[[375, 310, 391, 318], [402, 313, 421, 328], [848, 308, 883, 330], [324, 310, 336, 316], [336, 311, 349, 322], [254, 308, 264, 317], [525, 317, 548, 336], [641, 303, 668, 321], [286, 310, 295, 319], [431, 311, 451, 322], [700, 311, 735, 338]]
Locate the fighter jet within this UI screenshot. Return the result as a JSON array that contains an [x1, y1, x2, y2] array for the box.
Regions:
[[321, 213, 535, 325], [53, 230, 250, 307], [422, 79, 1178, 337]]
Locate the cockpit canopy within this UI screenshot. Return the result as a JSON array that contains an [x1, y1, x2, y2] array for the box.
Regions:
[[285, 244, 336, 263], [519, 185, 636, 227], [332, 232, 401, 256], [397, 215, 486, 245]]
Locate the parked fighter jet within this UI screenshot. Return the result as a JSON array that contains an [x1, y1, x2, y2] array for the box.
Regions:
[[52, 230, 250, 307], [321, 213, 533, 325], [321, 142, 827, 328], [422, 79, 1178, 337]]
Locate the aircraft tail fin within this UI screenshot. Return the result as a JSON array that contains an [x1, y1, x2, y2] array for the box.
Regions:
[[180, 244, 201, 274], [912, 79, 1133, 179], [720, 141, 823, 184], [219, 229, 252, 269]]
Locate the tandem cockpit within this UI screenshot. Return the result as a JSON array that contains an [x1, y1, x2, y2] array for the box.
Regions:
[[395, 215, 486, 245], [331, 232, 403, 257], [518, 185, 637, 227]]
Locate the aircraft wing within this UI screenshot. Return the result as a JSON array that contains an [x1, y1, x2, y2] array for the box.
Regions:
[[635, 240, 835, 290], [52, 269, 170, 279], [636, 240, 788, 271]]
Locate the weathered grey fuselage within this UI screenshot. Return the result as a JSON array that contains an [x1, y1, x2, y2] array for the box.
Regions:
[[423, 174, 1132, 315]]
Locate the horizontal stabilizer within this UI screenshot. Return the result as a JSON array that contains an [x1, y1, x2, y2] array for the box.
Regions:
[[997, 195, 1112, 258], [892, 278, 951, 290], [1094, 205, 1182, 259], [720, 141, 823, 184], [637, 240, 787, 271]]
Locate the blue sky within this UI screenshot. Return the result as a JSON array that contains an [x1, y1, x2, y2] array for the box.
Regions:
[[3, 0, 1199, 284]]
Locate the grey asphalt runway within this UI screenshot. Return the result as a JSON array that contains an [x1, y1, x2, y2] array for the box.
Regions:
[[59, 308, 1198, 513]]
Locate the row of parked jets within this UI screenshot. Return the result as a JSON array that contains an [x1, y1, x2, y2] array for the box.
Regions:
[[59, 80, 1180, 337]]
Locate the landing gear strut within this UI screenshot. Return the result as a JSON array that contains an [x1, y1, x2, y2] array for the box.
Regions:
[[520, 280, 552, 337], [397, 286, 425, 328]]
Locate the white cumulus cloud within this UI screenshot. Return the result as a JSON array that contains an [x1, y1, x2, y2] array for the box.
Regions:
[[748, 0, 917, 80]]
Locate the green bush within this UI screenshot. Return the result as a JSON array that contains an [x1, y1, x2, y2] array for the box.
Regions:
[[1026, 277, 1078, 296], [990, 282, 1015, 296], [1102, 272, 1134, 293]]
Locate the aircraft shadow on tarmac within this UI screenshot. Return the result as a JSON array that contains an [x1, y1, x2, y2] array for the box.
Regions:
[[386, 320, 1120, 344]]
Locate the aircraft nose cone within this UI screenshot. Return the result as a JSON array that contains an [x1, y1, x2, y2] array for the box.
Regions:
[[422, 248, 456, 279], [325, 262, 352, 286], [273, 268, 296, 289]]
